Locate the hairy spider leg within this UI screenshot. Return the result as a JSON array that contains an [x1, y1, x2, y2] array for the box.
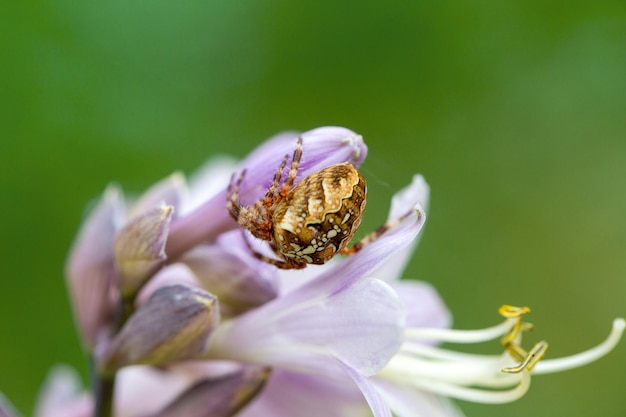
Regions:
[[227, 168, 273, 241], [263, 152, 290, 208], [241, 231, 307, 270], [226, 168, 246, 219], [339, 208, 420, 256], [277, 137, 304, 199]]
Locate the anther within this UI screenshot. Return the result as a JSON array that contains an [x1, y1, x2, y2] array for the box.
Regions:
[[502, 341, 549, 373], [499, 305, 531, 319]]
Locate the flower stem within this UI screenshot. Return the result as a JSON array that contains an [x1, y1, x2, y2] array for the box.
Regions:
[[92, 358, 116, 417], [91, 294, 136, 417]]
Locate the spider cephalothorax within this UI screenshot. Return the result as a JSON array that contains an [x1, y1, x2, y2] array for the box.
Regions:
[[227, 138, 409, 269]]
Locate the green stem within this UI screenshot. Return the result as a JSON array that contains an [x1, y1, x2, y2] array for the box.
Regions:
[[92, 293, 135, 417], [92, 360, 116, 417]]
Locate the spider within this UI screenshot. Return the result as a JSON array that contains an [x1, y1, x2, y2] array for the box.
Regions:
[[226, 137, 412, 269]]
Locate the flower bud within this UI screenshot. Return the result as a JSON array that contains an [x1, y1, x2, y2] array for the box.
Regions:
[[152, 367, 270, 417], [128, 172, 186, 219], [182, 232, 278, 317], [114, 205, 174, 297], [65, 185, 125, 351], [99, 285, 219, 373]]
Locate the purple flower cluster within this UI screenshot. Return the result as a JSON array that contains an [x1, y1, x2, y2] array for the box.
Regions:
[[1, 127, 622, 417]]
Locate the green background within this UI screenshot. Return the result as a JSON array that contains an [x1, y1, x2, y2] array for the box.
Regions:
[[1, 1, 625, 416]]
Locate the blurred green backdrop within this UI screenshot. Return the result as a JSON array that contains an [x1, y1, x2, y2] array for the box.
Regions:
[[1, 1, 625, 416]]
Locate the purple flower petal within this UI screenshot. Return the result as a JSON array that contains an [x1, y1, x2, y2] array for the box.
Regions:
[[272, 174, 430, 294], [115, 366, 198, 417], [206, 277, 405, 376], [388, 175, 430, 220], [345, 366, 392, 417], [182, 231, 278, 316], [128, 173, 187, 219], [296, 200, 426, 299], [391, 281, 451, 330], [237, 127, 367, 197], [136, 263, 202, 306], [152, 367, 269, 417], [0, 393, 23, 417], [65, 186, 124, 350], [114, 363, 245, 416], [236, 370, 366, 417], [100, 285, 219, 372], [114, 205, 174, 296], [275, 257, 341, 295], [34, 366, 92, 417], [368, 175, 430, 283], [181, 157, 239, 216], [372, 379, 466, 417]]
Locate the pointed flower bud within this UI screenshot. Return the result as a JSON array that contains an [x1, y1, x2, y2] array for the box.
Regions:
[[66, 176, 185, 351], [128, 172, 187, 219], [65, 185, 125, 351], [152, 367, 270, 417], [99, 285, 219, 374], [182, 233, 278, 317], [114, 205, 174, 297]]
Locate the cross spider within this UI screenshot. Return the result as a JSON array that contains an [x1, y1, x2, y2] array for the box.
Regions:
[[226, 137, 412, 269]]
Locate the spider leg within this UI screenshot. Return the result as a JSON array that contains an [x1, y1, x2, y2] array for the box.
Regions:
[[264, 152, 290, 207], [278, 137, 303, 198], [241, 231, 307, 270], [226, 169, 247, 220], [339, 209, 416, 256]]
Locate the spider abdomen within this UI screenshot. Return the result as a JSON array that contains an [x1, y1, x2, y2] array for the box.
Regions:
[[272, 163, 367, 264]]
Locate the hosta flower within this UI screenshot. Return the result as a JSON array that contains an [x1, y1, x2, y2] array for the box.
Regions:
[[1, 127, 623, 417], [229, 175, 626, 417]]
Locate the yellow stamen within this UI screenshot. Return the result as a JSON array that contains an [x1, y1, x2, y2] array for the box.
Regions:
[[500, 318, 523, 346], [498, 305, 531, 318], [502, 341, 548, 373], [499, 305, 534, 346], [505, 342, 528, 363]]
